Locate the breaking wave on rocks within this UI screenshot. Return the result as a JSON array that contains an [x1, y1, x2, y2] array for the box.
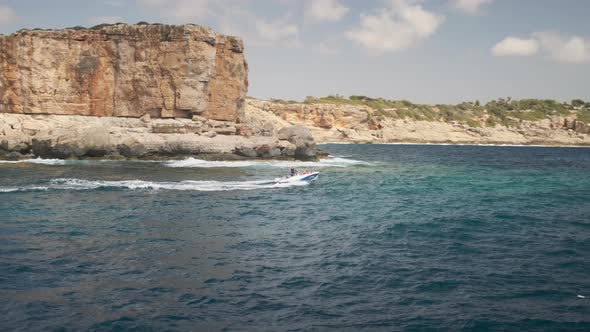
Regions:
[[0, 178, 311, 193], [0, 158, 67, 165], [0, 156, 371, 169], [164, 156, 371, 168]]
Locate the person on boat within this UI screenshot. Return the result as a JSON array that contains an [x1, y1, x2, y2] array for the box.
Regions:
[[290, 167, 297, 177]]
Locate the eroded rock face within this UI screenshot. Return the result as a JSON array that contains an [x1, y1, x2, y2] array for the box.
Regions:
[[247, 99, 373, 129], [278, 126, 317, 160], [246, 98, 590, 146], [0, 24, 247, 121], [0, 113, 316, 160]]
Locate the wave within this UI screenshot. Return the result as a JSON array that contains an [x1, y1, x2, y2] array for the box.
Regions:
[[0, 158, 67, 165], [0, 177, 311, 193], [165, 157, 371, 169], [0, 156, 371, 169]]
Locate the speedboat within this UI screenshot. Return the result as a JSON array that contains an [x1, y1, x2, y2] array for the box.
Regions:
[[274, 171, 320, 184]]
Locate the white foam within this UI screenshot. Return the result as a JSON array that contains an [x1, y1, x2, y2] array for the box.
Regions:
[[0, 186, 49, 192], [165, 156, 371, 169], [0, 177, 311, 193], [0, 156, 371, 168], [0, 158, 66, 165]]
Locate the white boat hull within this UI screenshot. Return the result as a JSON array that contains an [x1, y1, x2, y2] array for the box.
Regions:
[[274, 171, 320, 184]]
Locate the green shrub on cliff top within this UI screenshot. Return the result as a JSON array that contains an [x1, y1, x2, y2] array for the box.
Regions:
[[572, 99, 585, 108], [577, 110, 590, 123], [302, 95, 584, 128]]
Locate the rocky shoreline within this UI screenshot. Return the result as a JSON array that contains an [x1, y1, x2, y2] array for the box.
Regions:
[[0, 112, 321, 161], [247, 99, 590, 147], [0, 24, 325, 161], [3, 97, 590, 162], [1, 23, 589, 159]]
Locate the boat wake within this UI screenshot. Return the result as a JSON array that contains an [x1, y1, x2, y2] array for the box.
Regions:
[[0, 156, 371, 169], [0, 177, 312, 193]]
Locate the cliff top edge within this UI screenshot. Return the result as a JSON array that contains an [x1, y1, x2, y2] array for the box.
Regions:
[[0, 22, 242, 41]]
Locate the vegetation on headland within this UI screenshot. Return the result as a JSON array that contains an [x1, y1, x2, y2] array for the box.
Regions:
[[301, 95, 590, 128]]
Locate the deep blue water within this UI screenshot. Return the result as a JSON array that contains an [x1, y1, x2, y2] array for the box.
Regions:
[[1, 144, 589, 331]]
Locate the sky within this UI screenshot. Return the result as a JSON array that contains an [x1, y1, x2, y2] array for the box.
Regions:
[[0, 0, 589, 104]]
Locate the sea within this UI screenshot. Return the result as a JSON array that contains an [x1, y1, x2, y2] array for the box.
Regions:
[[1, 144, 589, 331]]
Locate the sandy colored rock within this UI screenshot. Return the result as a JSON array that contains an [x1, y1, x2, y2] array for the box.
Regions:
[[0, 24, 247, 121], [278, 126, 317, 159], [0, 112, 314, 159], [245, 98, 590, 146]]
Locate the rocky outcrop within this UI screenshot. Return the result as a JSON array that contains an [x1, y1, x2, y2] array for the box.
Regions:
[[278, 126, 317, 160], [0, 112, 318, 160], [247, 98, 373, 130], [0, 24, 325, 161], [563, 117, 590, 134], [246, 98, 590, 146], [0, 24, 247, 121]]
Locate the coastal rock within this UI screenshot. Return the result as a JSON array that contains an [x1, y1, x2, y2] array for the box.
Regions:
[[237, 125, 256, 137], [213, 126, 237, 135], [234, 146, 258, 158], [0, 24, 247, 121], [315, 112, 334, 129], [31, 126, 112, 158], [140, 114, 151, 123], [248, 99, 373, 130], [21, 121, 49, 136], [565, 118, 577, 130], [255, 144, 282, 158], [152, 121, 189, 134], [574, 121, 590, 134], [116, 143, 148, 158], [246, 98, 590, 146], [1, 129, 31, 153], [261, 122, 276, 137], [277, 140, 297, 156], [278, 126, 317, 160], [367, 117, 383, 130]]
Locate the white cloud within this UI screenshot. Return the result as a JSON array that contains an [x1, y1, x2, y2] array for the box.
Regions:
[[491, 37, 539, 56], [137, 0, 301, 48], [492, 32, 590, 64], [534, 31, 590, 64], [255, 19, 302, 47], [345, 0, 444, 53], [88, 16, 125, 25], [0, 5, 17, 25], [214, 7, 302, 48], [305, 0, 349, 22], [451, 0, 493, 15]]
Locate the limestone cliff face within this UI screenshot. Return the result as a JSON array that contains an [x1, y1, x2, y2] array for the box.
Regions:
[[0, 24, 248, 121], [246, 98, 590, 146]]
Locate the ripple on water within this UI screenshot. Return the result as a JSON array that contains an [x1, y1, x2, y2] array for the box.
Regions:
[[1, 145, 590, 331]]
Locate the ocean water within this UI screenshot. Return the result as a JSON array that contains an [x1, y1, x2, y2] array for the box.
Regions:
[[1, 144, 589, 331]]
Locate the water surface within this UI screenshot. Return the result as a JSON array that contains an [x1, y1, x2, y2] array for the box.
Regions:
[[1, 144, 589, 331]]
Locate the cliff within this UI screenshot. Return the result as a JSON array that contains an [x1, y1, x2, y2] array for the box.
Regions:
[[247, 98, 590, 146], [0, 24, 320, 161], [0, 23, 247, 121]]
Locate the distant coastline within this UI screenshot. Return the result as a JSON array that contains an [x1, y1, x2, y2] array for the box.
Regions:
[[248, 96, 590, 148]]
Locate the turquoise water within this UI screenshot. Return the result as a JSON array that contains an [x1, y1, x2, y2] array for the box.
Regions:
[[1, 144, 589, 331]]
